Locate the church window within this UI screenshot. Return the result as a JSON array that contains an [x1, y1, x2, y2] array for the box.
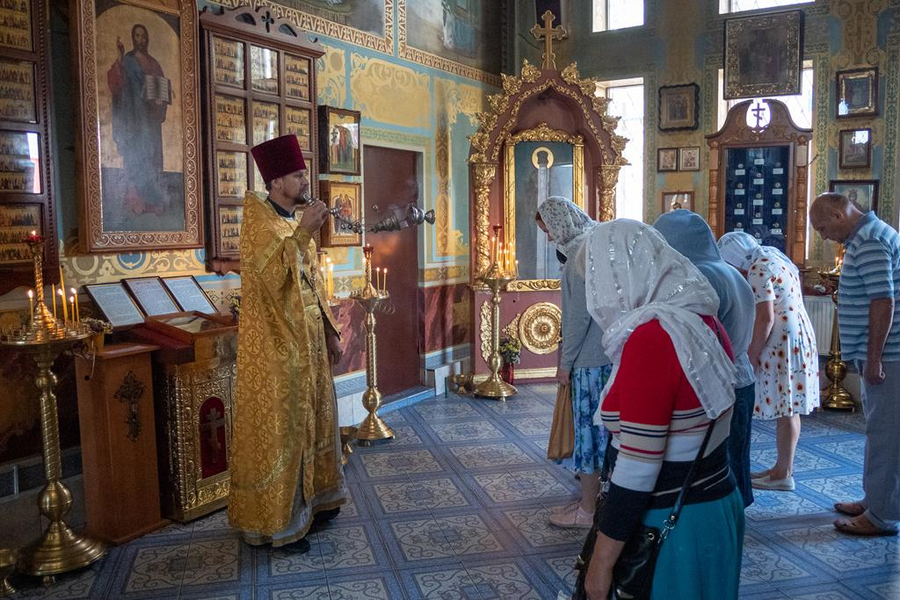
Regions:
[[593, 0, 644, 32], [598, 79, 645, 221], [719, 0, 813, 14]]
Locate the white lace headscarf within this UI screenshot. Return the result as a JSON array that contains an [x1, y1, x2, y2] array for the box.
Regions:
[[717, 231, 800, 279], [536, 196, 596, 259], [584, 219, 736, 420]]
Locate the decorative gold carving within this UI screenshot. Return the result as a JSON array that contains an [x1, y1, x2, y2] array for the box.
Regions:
[[598, 165, 621, 222], [560, 62, 581, 85], [521, 58, 541, 83], [506, 279, 561, 292], [508, 122, 584, 145], [502, 313, 521, 343], [473, 163, 497, 277], [479, 299, 491, 364], [518, 302, 562, 355], [501, 73, 522, 96], [114, 370, 146, 442]]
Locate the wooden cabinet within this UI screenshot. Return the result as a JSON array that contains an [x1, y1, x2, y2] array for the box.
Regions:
[[0, 0, 58, 295], [199, 5, 323, 274], [706, 99, 812, 267], [75, 343, 167, 544]]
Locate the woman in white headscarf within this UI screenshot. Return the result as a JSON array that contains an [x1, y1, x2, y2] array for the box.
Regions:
[[582, 220, 743, 600], [717, 232, 819, 492], [536, 197, 612, 529]]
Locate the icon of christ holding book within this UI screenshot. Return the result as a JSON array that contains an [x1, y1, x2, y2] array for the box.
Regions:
[[107, 23, 173, 216]]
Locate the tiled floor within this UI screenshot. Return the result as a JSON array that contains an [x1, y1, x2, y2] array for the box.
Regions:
[[7, 384, 899, 599]]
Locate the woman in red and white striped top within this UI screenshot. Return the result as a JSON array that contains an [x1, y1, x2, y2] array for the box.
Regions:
[[580, 220, 745, 600]]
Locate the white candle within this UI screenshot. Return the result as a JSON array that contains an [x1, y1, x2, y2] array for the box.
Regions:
[[27, 289, 33, 321]]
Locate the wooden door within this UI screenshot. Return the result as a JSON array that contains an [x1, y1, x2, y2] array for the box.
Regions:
[[362, 146, 422, 396]]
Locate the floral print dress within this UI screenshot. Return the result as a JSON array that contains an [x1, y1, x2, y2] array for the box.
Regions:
[[556, 365, 612, 474], [748, 255, 820, 419]]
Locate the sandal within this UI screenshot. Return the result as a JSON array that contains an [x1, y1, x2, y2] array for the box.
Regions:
[[833, 515, 898, 537], [833, 501, 866, 517]]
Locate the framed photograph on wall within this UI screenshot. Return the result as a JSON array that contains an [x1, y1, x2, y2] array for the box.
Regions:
[[839, 129, 872, 170], [318, 106, 360, 175], [70, 0, 204, 253], [658, 84, 699, 131], [661, 191, 694, 214], [0, 203, 41, 265], [836, 68, 878, 118], [830, 179, 879, 214], [320, 180, 363, 247], [723, 10, 803, 99], [658, 148, 678, 172], [679, 147, 701, 171]]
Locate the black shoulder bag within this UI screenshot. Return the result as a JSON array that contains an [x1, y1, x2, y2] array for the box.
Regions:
[[573, 424, 716, 600]]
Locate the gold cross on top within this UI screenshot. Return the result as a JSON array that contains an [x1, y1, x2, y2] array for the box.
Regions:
[[530, 10, 567, 70]]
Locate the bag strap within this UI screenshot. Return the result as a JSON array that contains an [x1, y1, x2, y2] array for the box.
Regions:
[[660, 318, 728, 541]]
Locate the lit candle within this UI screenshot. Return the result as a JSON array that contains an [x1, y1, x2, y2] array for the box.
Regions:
[[490, 236, 496, 265], [52, 283, 57, 319], [69, 296, 75, 322], [383, 268, 388, 292], [70, 288, 79, 323], [376, 267, 381, 292], [27, 289, 33, 322], [58, 287, 66, 323], [328, 263, 334, 298]]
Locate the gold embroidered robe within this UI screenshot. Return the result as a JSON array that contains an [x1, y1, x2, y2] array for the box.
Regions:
[[228, 192, 345, 541]]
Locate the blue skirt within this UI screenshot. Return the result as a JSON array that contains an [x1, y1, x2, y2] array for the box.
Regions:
[[644, 489, 744, 600], [557, 365, 611, 474]]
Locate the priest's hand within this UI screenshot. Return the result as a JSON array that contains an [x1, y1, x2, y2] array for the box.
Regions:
[[326, 330, 343, 365], [299, 200, 329, 235]]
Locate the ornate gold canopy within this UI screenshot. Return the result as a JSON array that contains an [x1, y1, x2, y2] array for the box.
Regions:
[[467, 60, 628, 286]]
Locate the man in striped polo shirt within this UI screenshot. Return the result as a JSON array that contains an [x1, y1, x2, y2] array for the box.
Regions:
[[810, 192, 900, 536]]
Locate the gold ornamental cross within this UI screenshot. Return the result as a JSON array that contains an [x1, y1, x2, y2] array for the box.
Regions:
[[530, 10, 567, 70]]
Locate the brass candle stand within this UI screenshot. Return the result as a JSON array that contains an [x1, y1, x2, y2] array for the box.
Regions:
[[0, 237, 106, 578], [351, 246, 394, 443], [474, 261, 517, 401], [817, 266, 855, 411]]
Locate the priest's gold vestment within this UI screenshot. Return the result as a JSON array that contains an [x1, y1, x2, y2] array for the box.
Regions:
[[228, 192, 346, 545]]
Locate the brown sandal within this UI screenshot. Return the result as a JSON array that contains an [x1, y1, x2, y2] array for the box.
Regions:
[[833, 501, 865, 517], [833, 515, 898, 537]]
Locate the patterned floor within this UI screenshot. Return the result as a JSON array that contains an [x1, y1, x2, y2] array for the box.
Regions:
[[8, 384, 898, 599]]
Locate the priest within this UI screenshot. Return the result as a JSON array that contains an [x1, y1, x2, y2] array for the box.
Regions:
[[228, 134, 347, 553]]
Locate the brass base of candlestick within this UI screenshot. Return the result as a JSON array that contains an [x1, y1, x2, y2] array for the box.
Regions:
[[823, 356, 855, 411], [357, 388, 394, 441], [473, 374, 517, 400], [339, 426, 358, 465], [0, 549, 16, 597], [17, 514, 106, 577]]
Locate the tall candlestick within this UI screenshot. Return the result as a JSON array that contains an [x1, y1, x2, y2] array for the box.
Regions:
[[27, 289, 34, 322], [70, 288, 79, 323], [52, 283, 57, 319]]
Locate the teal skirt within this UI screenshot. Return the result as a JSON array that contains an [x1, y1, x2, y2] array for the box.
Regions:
[[643, 489, 744, 600]]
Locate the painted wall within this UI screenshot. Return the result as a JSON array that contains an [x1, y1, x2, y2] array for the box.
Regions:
[[515, 0, 900, 267], [0, 0, 500, 464]]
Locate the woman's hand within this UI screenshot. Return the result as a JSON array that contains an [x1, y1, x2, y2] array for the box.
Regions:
[[584, 556, 613, 600], [557, 368, 570, 387]]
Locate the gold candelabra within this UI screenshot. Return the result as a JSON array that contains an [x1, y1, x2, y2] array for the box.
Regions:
[[817, 251, 854, 411], [474, 230, 518, 400], [351, 245, 394, 442], [0, 235, 106, 578]]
